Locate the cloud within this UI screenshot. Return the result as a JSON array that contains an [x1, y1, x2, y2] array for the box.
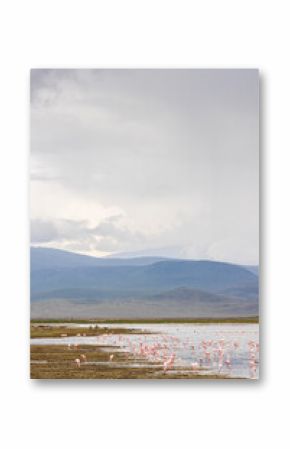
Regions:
[[31, 219, 59, 243], [30, 69, 259, 263], [30, 215, 147, 256]]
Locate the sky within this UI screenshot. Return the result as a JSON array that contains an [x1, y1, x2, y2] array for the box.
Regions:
[[30, 69, 259, 264]]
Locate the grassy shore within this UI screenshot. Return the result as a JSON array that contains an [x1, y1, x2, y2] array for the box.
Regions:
[[31, 316, 259, 325], [30, 324, 149, 339], [30, 344, 228, 379], [30, 322, 231, 379]]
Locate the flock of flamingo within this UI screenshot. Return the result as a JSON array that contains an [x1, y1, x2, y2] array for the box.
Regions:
[[69, 326, 259, 378]]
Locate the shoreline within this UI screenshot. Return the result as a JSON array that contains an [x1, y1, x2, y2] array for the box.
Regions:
[[30, 343, 231, 380], [31, 316, 259, 325], [30, 321, 258, 380], [30, 322, 231, 379]]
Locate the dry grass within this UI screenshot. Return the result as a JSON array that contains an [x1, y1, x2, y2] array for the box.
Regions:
[[30, 324, 147, 339], [30, 344, 228, 379], [30, 322, 230, 379]]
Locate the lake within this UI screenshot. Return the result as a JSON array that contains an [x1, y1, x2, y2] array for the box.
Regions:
[[31, 322, 259, 379]]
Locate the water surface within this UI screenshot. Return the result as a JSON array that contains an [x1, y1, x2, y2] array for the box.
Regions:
[[31, 322, 259, 379]]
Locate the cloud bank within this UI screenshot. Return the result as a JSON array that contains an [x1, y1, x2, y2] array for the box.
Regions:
[[31, 69, 259, 264]]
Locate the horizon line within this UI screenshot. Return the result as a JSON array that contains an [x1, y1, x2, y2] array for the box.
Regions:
[[30, 245, 259, 266]]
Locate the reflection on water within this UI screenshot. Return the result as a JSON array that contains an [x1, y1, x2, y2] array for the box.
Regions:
[[31, 323, 259, 379]]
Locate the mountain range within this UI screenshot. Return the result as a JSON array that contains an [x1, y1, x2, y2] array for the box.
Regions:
[[30, 247, 259, 319]]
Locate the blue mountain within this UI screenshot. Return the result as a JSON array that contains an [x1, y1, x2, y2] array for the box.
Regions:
[[31, 248, 258, 306]]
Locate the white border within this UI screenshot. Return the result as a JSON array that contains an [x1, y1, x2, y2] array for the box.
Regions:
[[1, 1, 289, 447]]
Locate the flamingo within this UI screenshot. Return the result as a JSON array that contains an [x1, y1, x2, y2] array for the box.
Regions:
[[191, 362, 199, 371], [74, 358, 81, 368], [224, 357, 231, 368]]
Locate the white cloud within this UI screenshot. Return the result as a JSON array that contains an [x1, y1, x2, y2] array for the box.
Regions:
[[31, 69, 259, 263]]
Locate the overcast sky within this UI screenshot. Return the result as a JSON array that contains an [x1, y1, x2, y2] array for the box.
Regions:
[[30, 69, 259, 264]]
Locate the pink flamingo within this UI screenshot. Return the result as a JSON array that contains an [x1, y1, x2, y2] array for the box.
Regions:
[[74, 358, 81, 368], [224, 357, 231, 368], [191, 362, 199, 371]]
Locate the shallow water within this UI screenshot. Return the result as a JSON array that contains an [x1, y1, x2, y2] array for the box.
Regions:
[[31, 322, 259, 379]]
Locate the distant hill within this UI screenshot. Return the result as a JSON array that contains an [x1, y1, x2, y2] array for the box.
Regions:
[[30, 247, 259, 318], [30, 284, 258, 319], [31, 247, 169, 270], [242, 265, 259, 276], [31, 286, 258, 320]]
